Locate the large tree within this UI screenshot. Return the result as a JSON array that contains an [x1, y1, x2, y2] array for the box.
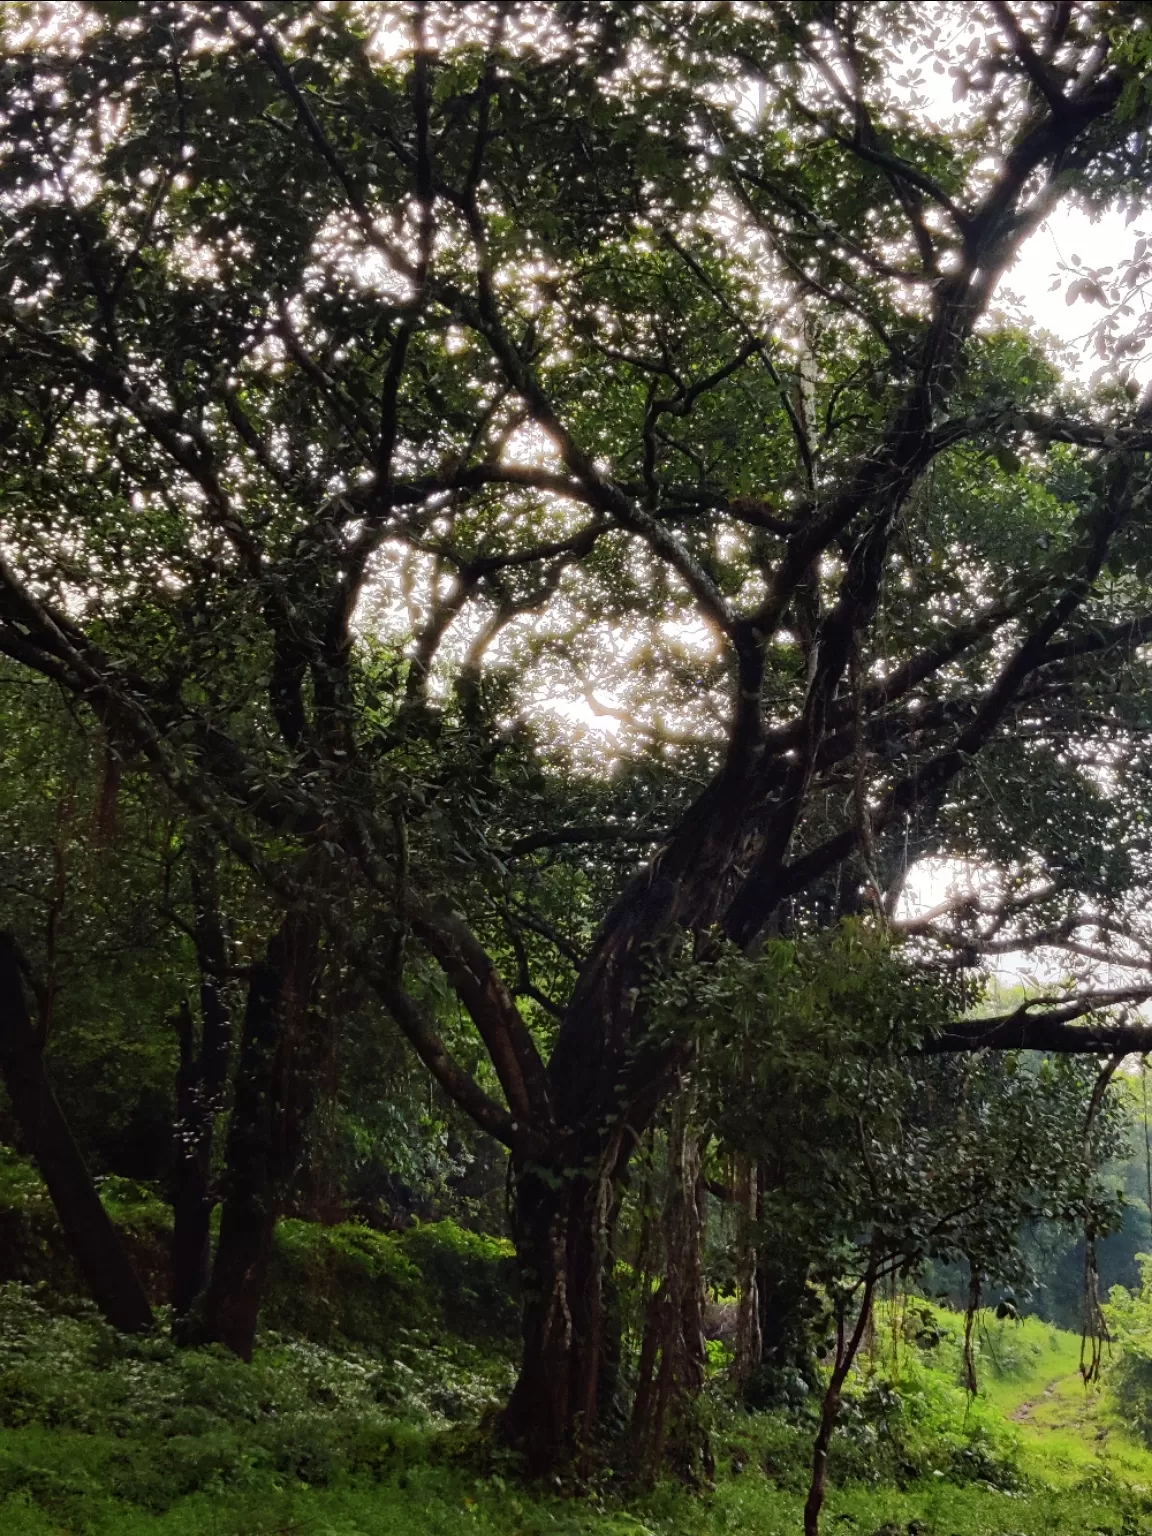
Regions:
[[6, 0, 1152, 1464]]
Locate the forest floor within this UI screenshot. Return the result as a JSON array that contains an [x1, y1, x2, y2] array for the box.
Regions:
[[2, 1287, 1152, 1536]]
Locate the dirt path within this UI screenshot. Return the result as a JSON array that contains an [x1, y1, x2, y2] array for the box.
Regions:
[[1010, 1374, 1068, 1424]]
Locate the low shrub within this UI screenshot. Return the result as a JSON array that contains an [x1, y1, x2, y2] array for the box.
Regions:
[[264, 1220, 428, 1348], [0, 1148, 519, 1354], [397, 1222, 518, 1339], [1106, 1258, 1152, 1443], [0, 1280, 515, 1516], [833, 1361, 1022, 1491], [0, 1147, 82, 1297]]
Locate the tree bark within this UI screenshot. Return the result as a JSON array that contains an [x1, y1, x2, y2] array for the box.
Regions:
[[630, 1111, 710, 1486], [504, 1159, 601, 1467], [503, 840, 738, 1467], [171, 852, 233, 1325], [193, 911, 320, 1360], [733, 1158, 761, 1381], [756, 1264, 814, 1378], [0, 932, 154, 1334]]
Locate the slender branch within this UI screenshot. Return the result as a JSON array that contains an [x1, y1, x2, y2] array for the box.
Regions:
[[503, 824, 670, 860], [230, 4, 415, 280], [749, 460, 1144, 933], [410, 903, 552, 1126], [0, 542, 533, 1147]]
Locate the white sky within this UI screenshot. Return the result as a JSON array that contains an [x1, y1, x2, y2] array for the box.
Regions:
[[998, 205, 1148, 384]]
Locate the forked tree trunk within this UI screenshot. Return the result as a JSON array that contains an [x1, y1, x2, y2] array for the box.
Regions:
[[504, 1160, 606, 1467], [0, 932, 154, 1334], [194, 911, 320, 1360], [503, 854, 724, 1468]]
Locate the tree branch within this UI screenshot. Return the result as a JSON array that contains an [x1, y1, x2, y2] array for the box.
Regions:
[[926, 991, 1152, 1054]]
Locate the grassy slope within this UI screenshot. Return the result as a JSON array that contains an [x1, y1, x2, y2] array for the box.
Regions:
[[2, 1291, 1151, 1536], [969, 1310, 1152, 1489]]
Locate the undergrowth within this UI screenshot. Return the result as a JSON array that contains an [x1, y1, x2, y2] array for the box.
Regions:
[[0, 1145, 519, 1350], [2, 1283, 1152, 1535], [0, 1146, 1148, 1536]]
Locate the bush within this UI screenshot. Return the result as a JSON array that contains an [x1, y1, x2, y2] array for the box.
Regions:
[[263, 1217, 518, 1351], [832, 1361, 1022, 1490], [1105, 1256, 1152, 1442], [0, 1150, 173, 1305], [0, 1148, 80, 1297], [264, 1220, 428, 1349], [0, 1146, 519, 1354], [397, 1222, 518, 1340]]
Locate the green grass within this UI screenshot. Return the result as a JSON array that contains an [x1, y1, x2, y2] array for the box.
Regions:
[[2, 1438, 1150, 1536], [2, 1442, 1149, 1536]]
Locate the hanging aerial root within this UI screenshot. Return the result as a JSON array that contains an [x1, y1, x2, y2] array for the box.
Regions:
[[1078, 1052, 1124, 1385], [963, 1268, 981, 1398]]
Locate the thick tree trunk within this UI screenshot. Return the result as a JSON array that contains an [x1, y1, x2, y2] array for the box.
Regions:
[[746, 1155, 818, 1403], [194, 912, 319, 1360], [630, 1112, 710, 1486], [504, 1108, 638, 1469], [502, 784, 791, 1469], [171, 856, 232, 1326], [757, 1265, 813, 1373], [504, 1161, 602, 1466], [505, 879, 712, 1469], [0, 932, 154, 1334]]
